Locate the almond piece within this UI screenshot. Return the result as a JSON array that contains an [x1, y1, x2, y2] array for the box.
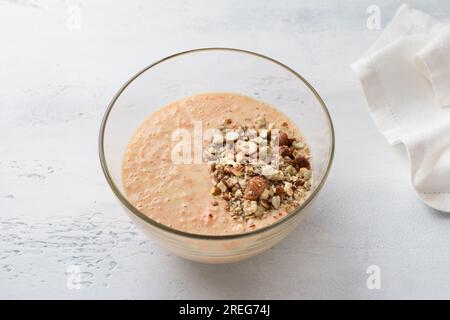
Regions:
[[260, 188, 270, 200], [279, 131, 289, 146], [235, 152, 245, 164], [222, 192, 231, 201], [211, 186, 221, 196], [230, 165, 245, 177], [284, 182, 294, 197], [238, 178, 247, 188], [243, 200, 258, 215], [225, 176, 238, 188], [254, 116, 266, 129], [279, 145, 293, 157], [224, 118, 233, 126], [290, 155, 310, 170], [244, 176, 268, 200], [272, 195, 281, 209], [217, 181, 228, 193], [249, 142, 258, 155], [260, 199, 271, 210]]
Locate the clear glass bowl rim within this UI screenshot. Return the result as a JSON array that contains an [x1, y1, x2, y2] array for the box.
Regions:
[[98, 47, 335, 240]]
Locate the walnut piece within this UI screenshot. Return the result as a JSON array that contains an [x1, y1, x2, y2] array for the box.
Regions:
[[244, 176, 268, 200]]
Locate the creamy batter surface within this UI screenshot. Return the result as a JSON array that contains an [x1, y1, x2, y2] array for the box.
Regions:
[[122, 93, 312, 235]]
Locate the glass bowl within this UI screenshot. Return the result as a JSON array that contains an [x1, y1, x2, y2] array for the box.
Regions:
[[99, 48, 334, 263]]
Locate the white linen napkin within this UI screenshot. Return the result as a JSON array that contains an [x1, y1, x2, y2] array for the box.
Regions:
[[351, 4, 450, 212], [416, 24, 450, 107]]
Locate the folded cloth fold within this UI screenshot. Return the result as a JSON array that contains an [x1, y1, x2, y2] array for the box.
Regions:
[[352, 4, 450, 212], [416, 25, 450, 107]]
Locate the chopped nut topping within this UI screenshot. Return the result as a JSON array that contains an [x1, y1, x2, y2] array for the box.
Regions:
[[207, 116, 312, 220]]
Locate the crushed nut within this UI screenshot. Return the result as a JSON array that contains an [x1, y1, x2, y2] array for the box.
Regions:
[[289, 155, 310, 170], [260, 188, 270, 200], [271, 196, 281, 209], [243, 200, 258, 215], [230, 165, 245, 176], [244, 176, 268, 200], [211, 186, 221, 196], [299, 167, 311, 180], [279, 145, 293, 157], [226, 131, 240, 141], [217, 181, 228, 193], [292, 141, 304, 149], [278, 131, 289, 146], [225, 176, 238, 188]]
